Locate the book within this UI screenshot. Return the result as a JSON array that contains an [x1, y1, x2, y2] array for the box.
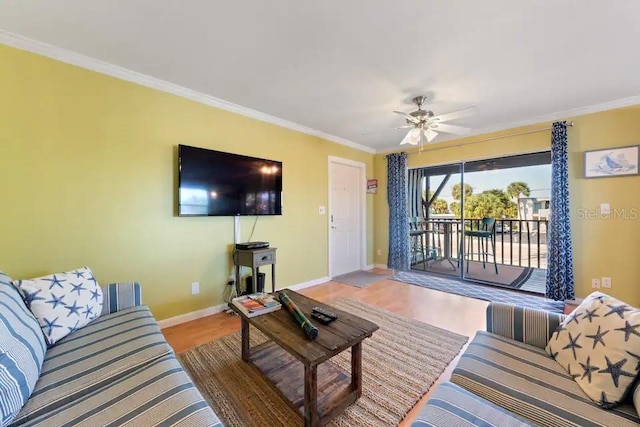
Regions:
[[247, 292, 280, 308], [231, 294, 281, 318], [240, 297, 265, 312]]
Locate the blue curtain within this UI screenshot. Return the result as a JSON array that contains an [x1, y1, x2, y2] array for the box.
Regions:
[[387, 153, 410, 271], [546, 121, 575, 301]]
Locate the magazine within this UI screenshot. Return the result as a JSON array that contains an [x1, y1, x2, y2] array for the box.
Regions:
[[231, 294, 281, 318]]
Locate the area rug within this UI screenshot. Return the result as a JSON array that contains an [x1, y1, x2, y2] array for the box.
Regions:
[[411, 261, 534, 289], [393, 270, 565, 313], [332, 271, 390, 288], [178, 298, 468, 426]]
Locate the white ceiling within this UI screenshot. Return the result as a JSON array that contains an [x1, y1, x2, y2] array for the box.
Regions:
[[2, 1, 640, 152]]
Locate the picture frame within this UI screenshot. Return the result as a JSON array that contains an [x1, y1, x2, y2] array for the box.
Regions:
[[367, 179, 378, 194], [584, 145, 639, 178]]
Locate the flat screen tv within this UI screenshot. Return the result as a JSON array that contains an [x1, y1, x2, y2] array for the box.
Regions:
[[178, 145, 283, 216]]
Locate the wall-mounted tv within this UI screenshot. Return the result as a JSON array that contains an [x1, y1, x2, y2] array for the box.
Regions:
[[178, 145, 283, 216]]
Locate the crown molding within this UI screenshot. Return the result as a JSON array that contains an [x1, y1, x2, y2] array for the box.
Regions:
[[0, 30, 376, 154], [4, 29, 638, 156], [377, 95, 640, 153]]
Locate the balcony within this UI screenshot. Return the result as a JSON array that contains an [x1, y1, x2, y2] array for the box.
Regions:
[[410, 218, 547, 294]]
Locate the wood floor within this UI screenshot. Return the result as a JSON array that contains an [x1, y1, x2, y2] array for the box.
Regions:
[[163, 269, 489, 426]]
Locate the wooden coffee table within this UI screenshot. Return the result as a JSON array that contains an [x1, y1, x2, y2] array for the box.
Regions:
[[229, 290, 379, 427]]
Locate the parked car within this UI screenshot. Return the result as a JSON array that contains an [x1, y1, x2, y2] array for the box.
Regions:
[[495, 224, 511, 233]]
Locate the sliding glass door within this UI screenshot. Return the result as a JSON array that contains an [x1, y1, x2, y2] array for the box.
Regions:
[[408, 151, 551, 293]]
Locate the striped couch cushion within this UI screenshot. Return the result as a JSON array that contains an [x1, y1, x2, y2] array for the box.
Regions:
[[12, 305, 173, 425], [15, 353, 222, 427], [0, 271, 46, 427], [100, 282, 142, 315], [451, 331, 640, 427], [486, 302, 565, 349], [412, 382, 534, 426]]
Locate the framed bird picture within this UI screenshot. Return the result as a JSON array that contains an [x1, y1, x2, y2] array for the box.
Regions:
[[584, 145, 639, 178]]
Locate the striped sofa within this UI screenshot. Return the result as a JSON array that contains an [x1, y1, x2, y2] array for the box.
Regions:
[[1, 273, 222, 427], [413, 303, 640, 426]]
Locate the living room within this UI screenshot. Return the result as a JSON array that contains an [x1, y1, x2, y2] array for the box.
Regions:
[[1, 2, 640, 427]]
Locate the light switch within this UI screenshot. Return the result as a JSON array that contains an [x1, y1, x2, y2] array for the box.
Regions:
[[319, 206, 326, 215], [600, 203, 611, 215]]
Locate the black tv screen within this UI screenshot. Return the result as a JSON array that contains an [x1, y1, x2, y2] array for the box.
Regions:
[[178, 145, 283, 216]]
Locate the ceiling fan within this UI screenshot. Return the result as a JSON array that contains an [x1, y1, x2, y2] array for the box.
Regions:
[[388, 96, 475, 150]]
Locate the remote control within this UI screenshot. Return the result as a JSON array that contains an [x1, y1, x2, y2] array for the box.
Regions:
[[312, 306, 338, 320], [311, 311, 336, 325]]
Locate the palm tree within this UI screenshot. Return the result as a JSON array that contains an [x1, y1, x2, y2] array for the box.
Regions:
[[452, 183, 473, 200], [506, 182, 531, 219], [506, 182, 531, 200]]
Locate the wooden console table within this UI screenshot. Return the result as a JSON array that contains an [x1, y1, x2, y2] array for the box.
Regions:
[[233, 247, 276, 295]]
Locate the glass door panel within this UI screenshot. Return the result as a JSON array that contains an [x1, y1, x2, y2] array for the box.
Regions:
[[409, 163, 464, 279], [460, 152, 551, 293]]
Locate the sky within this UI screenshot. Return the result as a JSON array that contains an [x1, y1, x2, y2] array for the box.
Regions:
[[426, 164, 551, 204]]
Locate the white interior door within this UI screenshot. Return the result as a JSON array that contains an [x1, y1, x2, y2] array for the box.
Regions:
[[329, 159, 363, 277]]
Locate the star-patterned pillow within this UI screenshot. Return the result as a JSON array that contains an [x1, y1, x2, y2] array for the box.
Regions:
[[12, 267, 103, 346], [634, 382, 640, 417], [546, 291, 640, 408]]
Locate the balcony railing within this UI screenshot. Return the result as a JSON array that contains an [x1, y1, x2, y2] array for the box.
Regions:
[[421, 218, 548, 269]]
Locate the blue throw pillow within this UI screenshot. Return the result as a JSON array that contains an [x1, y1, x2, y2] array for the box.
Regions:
[[13, 267, 103, 346], [0, 270, 46, 426]]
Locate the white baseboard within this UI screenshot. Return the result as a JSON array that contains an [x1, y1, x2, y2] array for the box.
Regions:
[[286, 276, 330, 291], [158, 275, 331, 329], [374, 264, 389, 270], [158, 303, 228, 329], [363, 264, 374, 271]]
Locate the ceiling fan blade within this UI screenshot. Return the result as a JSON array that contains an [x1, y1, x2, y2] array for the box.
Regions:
[[393, 111, 420, 124], [400, 128, 420, 145], [361, 125, 413, 135], [423, 128, 439, 142], [432, 123, 471, 135], [432, 106, 476, 123]]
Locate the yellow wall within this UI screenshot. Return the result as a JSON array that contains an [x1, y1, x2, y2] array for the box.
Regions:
[[0, 44, 374, 320], [374, 106, 640, 306]]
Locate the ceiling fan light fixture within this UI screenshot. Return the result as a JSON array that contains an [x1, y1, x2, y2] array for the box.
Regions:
[[424, 128, 438, 143], [367, 95, 475, 150], [400, 128, 421, 145]]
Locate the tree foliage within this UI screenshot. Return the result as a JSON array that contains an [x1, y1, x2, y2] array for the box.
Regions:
[[451, 183, 473, 200], [506, 182, 531, 200], [449, 186, 519, 219], [431, 199, 449, 214]]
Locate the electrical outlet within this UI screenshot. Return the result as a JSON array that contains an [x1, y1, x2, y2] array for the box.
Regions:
[[191, 282, 200, 295], [591, 278, 600, 289], [602, 277, 612, 289], [376, 248, 382, 256], [318, 206, 326, 215]]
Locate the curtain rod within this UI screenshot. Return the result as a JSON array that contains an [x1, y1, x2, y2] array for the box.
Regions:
[[386, 121, 574, 156], [445, 121, 575, 147]]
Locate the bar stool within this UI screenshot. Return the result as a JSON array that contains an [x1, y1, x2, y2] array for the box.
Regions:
[[464, 217, 498, 274], [409, 217, 427, 268]]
